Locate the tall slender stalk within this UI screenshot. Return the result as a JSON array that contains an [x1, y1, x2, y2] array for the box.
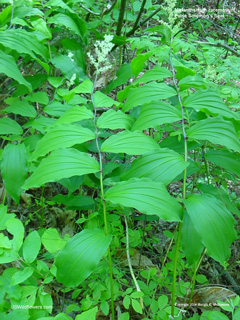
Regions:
[[91, 75, 115, 320], [169, 29, 188, 317]]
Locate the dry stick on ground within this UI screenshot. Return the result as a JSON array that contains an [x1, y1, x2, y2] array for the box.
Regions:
[[194, 40, 240, 57]]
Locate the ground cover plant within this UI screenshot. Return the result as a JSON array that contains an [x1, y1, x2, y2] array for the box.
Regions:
[[0, 0, 240, 319]]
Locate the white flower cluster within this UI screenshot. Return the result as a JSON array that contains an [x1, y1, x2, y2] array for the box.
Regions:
[[66, 73, 76, 87], [87, 34, 114, 74], [159, 0, 183, 32], [68, 51, 74, 62]]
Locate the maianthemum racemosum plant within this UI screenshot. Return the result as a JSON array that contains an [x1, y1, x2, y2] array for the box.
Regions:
[[0, 5, 240, 320]]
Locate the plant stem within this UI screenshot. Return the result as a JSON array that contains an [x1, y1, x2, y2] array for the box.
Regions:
[[187, 248, 207, 308], [91, 74, 115, 320], [169, 28, 188, 317], [124, 216, 143, 310], [116, 0, 127, 36], [171, 222, 182, 316]]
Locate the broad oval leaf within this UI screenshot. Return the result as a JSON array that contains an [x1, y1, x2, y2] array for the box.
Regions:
[[55, 229, 112, 287], [1, 144, 28, 203], [23, 148, 100, 189], [47, 13, 86, 40], [178, 75, 208, 91], [97, 109, 134, 130], [121, 148, 188, 185], [23, 230, 41, 264], [105, 178, 182, 221], [133, 66, 172, 85], [183, 89, 234, 118], [122, 82, 176, 112], [101, 131, 159, 155], [183, 194, 237, 266], [55, 106, 93, 125], [11, 267, 33, 285], [2, 100, 37, 118], [0, 117, 23, 135], [132, 101, 181, 131], [0, 51, 31, 90], [32, 124, 95, 160], [205, 149, 240, 178], [44, 101, 73, 117], [187, 117, 240, 153], [93, 91, 120, 108], [0, 28, 49, 60], [181, 213, 204, 266]]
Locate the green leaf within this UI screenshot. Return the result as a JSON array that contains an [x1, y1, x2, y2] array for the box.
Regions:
[[101, 131, 159, 155], [11, 267, 33, 285], [0, 51, 31, 90], [47, 13, 86, 40], [55, 106, 93, 125], [52, 194, 94, 210], [0, 29, 49, 60], [23, 231, 41, 264], [201, 310, 229, 320], [183, 194, 237, 265], [121, 148, 188, 185], [133, 66, 172, 85], [55, 229, 112, 287], [122, 82, 176, 112], [26, 91, 49, 105], [105, 178, 182, 221], [205, 149, 240, 178], [0, 204, 15, 230], [1, 144, 28, 203], [146, 25, 171, 44], [30, 17, 52, 39], [132, 101, 181, 131], [23, 148, 100, 189], [131, 299, 143, 314], [187, 117, 240, 153], [197, 184, 240, 217], [0, 117, 23, 135], [181, 212, 204, 266], [70, 79, 93, 94], [131, 52, 152, 77], [2, 100, 37, 118], [6, 217, 24, 251], [42, 228, 68, 254], [58, 175, 84, 193], [97, 109, 134, 130], [183, 90, 234, 118], [32, 124, 95, 160], [93, 91, 120, 108], [106, 63, 133, 93], [51, 54, 83, 81], [13, 6, 44, 19], [44, 101, 72, 117], [75, 307, 98, 320], [158, 295, 168, 310], [178, 75, 208, 90]]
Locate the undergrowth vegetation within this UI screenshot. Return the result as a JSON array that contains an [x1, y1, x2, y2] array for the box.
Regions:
[[0, 0, 240, 319]]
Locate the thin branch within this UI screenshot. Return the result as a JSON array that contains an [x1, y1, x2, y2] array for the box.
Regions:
[[101, 0, 117, 17], [126, 0, 147, 37], [79, 3, 100, 15], [194, 40, 240, 57]]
